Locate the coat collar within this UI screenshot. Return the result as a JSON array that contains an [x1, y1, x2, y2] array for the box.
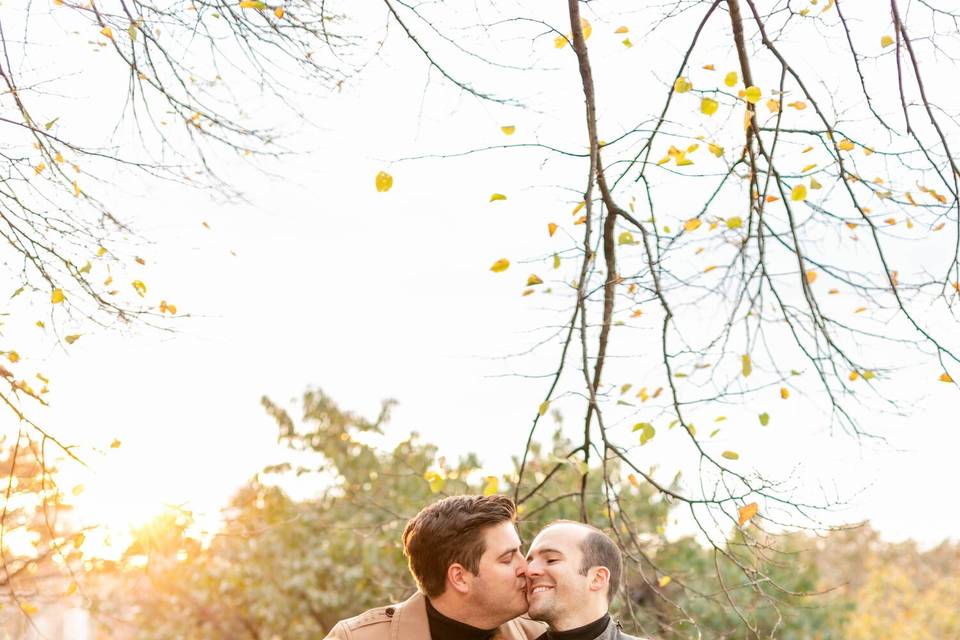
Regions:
[[390, 591, 535, 640]]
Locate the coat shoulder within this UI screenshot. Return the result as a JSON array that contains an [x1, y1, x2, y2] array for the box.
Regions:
[[327, 603, 402, 640]]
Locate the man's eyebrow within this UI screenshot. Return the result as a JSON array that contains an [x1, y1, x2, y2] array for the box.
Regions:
[[498, 546, 520, 558]]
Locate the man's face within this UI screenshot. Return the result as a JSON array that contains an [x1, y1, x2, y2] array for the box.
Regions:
[[525, 524, 593, 627], [464, 520, 529, 624]]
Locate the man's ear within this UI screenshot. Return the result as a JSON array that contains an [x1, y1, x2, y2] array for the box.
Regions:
[[447, 563, 472, 595], [588, 566, 610, 594]]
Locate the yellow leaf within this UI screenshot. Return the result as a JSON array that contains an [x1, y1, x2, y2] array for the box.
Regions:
[[490, 258, 510, 273], [744, 86, 762, 104], [548, 222, 558, 237], [35, 162, 46, 174], [423, 471, 445, 493], [721, 450, 740, 460], [65, 581, 79, 596], [810, 177, 822, 190], [374, 171, 393, 193], [849, 370, 859, 381], [854, 306, 867, 313], [79, 261, 92, 274], [724, 71, 738, 87], [554, 34, 568, 49], [489, 193, 507, 202], [673, 77, 692, 93], [881, 35, 894, 48], [615, 25, 629, 34], [574, 215, 587, 225], [801, 163, 817, 173], [51, 288, 65, 304], [741, 354, 752, 377], [708, 143, 724, 157], [622, 38, 633, 48], [676, 157, 694, 167], [580, 18, 592, 40], [627, 473, 639, 487], [7, 351, 19, 363], [527, 274, 543, 286], [837, 139, 855, 151], [683, 218, 701, 232], [97, 246, 107, 257], [738, 502, 758, 526], [571, 201, 585, 216], [700, 97, 719, 116], [726, 216, 742, 229], [805, 270, 817, 284], [132, 280, 147, 297], [788, 101, 807, 110], [110, 438, 122, 448], [863, 370, 875, 380], [618, 231, 635, 245], [72, 484, 84, 497], [759, 412, 770, 426], [553, 254, 561, 269], [940, 373, 954, 383], [767, 99, 780, 113], [65, 334, 81, 344], [780, 387, 789, 399], [703, 265, 716, 273], [20, 603, 38, 616], [743, 109, 754, 131], [239, 0, 266, 8], [500, 125, 516, 136], [274, 6, 284, 18], [100, 26, 113, 39], [538, 400, 550, 416], [791, 184, 807, 201], [765, 195, 779, 203], [103, 275, 113, 286], [482, 475, 499, 496], [633, 422, 655, 445], [36, 320, 45, 328], [55, 151, 64, 163], [658, 575, 672, 588]]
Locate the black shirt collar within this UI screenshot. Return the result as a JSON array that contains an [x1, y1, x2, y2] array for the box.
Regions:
[[425, 597, 498, 640], [544, 613, 610, 640]]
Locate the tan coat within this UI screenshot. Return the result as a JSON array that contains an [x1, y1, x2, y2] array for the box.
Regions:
[[323, 592, 546, 640]]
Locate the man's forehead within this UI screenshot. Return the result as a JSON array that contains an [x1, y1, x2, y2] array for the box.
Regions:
[[485, 520, 521, 549], [528, 522, 589, 553]]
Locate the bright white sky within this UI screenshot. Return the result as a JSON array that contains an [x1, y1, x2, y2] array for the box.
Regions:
[[3, 0, 958, 555]]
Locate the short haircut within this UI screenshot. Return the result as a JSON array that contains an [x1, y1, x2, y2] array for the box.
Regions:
[[402, 494, 517, 598], [546, 520, 623, 604]]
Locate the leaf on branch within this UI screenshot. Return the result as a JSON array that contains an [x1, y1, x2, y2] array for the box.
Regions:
[[633, 422, 655, 445], [881, 35, 894, 48], [838, 139, 855, 151], [724, 71, 738, 87], [571, 201, 585, 216], [622, 38, 633, 48], [274, 6, 285, 19], [726, 216, 742, 229], [791, 184, 807, 201], [374, 171, 393, 192], [683, 218, 701, 232], [423, 471, 445, 493], [548, 222, 558, 237], [20, 603, 38, 616], [673, 77, 692, 93], [51, 289, 65, 304], [788, 101, 807, 110], [100, 26, 114, 39], [65, 334, 81, 344], [618, 231, 635, 245], [940, 373, 954, 383], [553, 254, 560, 269], [741, 354, 752, 377], [132, 280, 147, 297], [490, 259, 510, 273], [767, 99, 780, 113], [700, 97, 718, 116], [239, 0, 266, 8], [744, 86, 762, 104], [721, 450, 740, 460], [810, 177, 823, 189], [738, 502, 758, 526], [538, 400, 550, 416], [708, 142, 724, 157], [805, 270, 817, 284], [527, 274, 543, 286], [658, 575, 672, 588], [615, 26, 629, 34]]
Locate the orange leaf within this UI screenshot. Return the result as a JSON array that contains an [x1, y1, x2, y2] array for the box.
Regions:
[[940, 373, 954, 383], [738, 502, 758, 526]]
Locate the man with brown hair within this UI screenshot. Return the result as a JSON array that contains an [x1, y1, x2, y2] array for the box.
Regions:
[[525, 521, 645, 640], [324, 495, 545, 640]]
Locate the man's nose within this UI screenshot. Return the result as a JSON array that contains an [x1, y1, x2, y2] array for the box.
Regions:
[[525, 559, 542, 577]]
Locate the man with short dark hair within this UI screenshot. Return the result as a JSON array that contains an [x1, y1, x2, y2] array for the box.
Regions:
[[324, 495, 545, 640], [525, 521, 646, 640]]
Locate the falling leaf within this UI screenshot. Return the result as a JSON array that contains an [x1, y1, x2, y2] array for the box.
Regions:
[[65, 334, 81, 344], [744, 86, 762, 104], [700, 97, 719, 116], [780, 387, 789, 399], [683, 218, 702, 232], [881, 34, 894, 48], [501, 125, 516, 135], [51, 289, 65, 304], [633, 422, 655, 446], [658, 575, 672, 588], [618, 231, 635, 245], [622, 38, 633, 48], [482, 476, 499, 496], [132, 280, 147, 297], [724, 71, 738, 87], [742, 354, 752, 377], [110, 439, 122, 448], [838, 139, 855, 151], [274, 6, 284, 18], [548, 222, 558, 237], [759, 412, 770, 426], [36, 321, 45, 328], [673, 77, 692, 93], [490, 258, 510, 273], [489, 193, 507, 202], [527, 274, 543, 286], [940, 373, 954, 383], [721, 450, 740, 460], [738, 502, 758, 526], [374, 171, 393, 192], [791, 184, 807, 201]]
